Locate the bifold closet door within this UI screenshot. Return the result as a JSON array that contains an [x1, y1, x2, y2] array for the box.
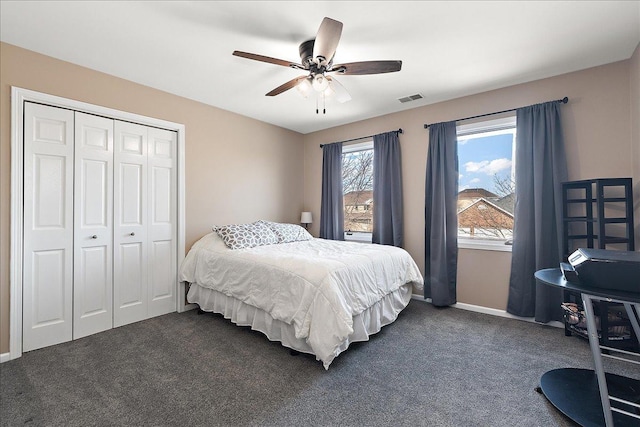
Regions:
[[113, 121, 149, 327], [147, 127, 177, 318], [73, 112, 114, 339], [22, 101, 178, 351], [23, 103, 74, 352], [113, 123, 177, 326]]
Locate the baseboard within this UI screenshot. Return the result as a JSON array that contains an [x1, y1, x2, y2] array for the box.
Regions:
[[183, 303, 198, 312], [410, 294, 563, 329], [0, 352, 11, 363]]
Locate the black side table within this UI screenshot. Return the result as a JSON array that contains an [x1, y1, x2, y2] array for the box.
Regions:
[[535, 268, 640, 427]]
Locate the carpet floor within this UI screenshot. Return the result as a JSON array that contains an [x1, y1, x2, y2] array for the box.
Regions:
[[2, 300, 637, 426]]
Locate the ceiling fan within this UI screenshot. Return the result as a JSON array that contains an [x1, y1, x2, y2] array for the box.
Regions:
[[232, 17, 402, 114]]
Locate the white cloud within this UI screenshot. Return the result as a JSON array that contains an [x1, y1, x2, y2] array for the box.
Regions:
[[464, 158, 512, 175], [470, 178, 480, 183], [459, 173, 464, 180]]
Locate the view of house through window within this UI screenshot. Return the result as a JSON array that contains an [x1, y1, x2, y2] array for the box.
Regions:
[[457, 117, 516, 241], [342, 141, 374, 233]]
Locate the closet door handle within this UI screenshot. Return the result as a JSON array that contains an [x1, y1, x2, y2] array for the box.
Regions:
[[91, 235, 97, 239], [130, 232, 135, 236]]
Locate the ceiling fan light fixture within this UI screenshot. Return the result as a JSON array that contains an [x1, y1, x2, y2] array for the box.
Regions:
[[296, 77, 313, 98], [322, 84, 335, 98], [312, 74, 330, 92]]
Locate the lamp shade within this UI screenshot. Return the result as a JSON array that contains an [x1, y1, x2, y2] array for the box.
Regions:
[[300, 211, 313, 224]]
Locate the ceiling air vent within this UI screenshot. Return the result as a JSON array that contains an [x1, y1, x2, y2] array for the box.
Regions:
[[398, 93, 423, 103]]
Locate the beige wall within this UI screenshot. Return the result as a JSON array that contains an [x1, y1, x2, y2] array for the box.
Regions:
[[303, 59, 637, 311], [2, 41, 638, 355], [631, 43, 640, 247], [0, 42, 304, 354]]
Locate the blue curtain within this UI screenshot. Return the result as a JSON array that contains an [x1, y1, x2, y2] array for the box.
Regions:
[[507, 101, 567, 322], [424, 121, 458, 306], [372, 131, 403, 247], [319, 142, 345, 240]]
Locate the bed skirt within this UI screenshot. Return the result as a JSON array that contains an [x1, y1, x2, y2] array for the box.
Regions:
[[187, 282, 413, 368]]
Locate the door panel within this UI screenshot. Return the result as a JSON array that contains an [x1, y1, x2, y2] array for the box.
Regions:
[[113, 121, 148, 327], [79, 246, 109, 314], [73, 112, 113, 340], [33, 155, 67, 229], [147, 128, 177, 317], [81, 160, 108, 226], [120, 164, 143, 225], [32, 250, 67, 326], [151, 166, 171, 224], [119, 242, 143, 307], [23, 103, 74, 352], [150, 240, 173, 300]]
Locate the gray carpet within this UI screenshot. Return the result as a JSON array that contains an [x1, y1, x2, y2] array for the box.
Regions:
[[2, 300, 636, 427]]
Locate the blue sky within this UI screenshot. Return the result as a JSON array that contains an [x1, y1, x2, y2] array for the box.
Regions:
[[458, 132, 514, 196]]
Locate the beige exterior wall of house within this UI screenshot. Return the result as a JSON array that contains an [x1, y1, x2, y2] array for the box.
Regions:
[[303, 55, 638, 311], [0, 42, 304, 354]]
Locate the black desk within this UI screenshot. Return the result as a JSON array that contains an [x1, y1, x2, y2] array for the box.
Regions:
[[535, 268, 640, 427]]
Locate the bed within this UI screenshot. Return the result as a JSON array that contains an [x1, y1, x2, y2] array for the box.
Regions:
[[179, 220, 424, 369]]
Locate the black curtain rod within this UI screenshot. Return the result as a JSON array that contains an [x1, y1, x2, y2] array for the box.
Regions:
[[423, 97, 568, 129], [319, 128, 403, 148]]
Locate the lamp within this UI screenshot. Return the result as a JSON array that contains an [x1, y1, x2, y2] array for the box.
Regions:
[[300, 211, 313, 229]]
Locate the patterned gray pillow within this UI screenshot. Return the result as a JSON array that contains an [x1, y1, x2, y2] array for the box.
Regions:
[[259, 220, 313, 243], [214, 221, 279, 249]]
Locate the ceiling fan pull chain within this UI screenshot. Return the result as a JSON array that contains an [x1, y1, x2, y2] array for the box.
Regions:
[[316, 95, 319, 114], [323, 93, 326, 114]]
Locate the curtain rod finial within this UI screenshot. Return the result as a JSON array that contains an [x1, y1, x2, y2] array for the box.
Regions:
[[561, 97, 568, 104]]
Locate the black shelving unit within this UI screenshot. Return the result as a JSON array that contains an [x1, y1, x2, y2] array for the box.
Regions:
[[562, 178, 635, 258], [561, 178, 637, 350]]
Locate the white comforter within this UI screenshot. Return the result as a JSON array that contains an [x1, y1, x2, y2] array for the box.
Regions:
[[179, 233, 423, 367]]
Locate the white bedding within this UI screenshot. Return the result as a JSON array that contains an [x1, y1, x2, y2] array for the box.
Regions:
[[179, 232, 424, 368]]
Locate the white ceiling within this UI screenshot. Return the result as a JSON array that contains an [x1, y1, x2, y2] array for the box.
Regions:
[[1, 1, 639, 134]]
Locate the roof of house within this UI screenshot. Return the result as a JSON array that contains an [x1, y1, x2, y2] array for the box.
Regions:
[[494, 193, 515, 215], [458, 188, 498, 200], [457, 197, 514, 218]]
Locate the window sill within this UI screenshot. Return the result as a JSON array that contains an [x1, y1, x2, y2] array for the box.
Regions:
[[458, 238, 513, 252], [344, 232, 372, 244]]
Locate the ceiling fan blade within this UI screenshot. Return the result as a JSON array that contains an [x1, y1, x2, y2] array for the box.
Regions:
[[266, 76, 309, 96], [233, 51, 303, 69], [326, 76, 351, 103], [313, 17, 343, 64], [331, 60, 402, 75]]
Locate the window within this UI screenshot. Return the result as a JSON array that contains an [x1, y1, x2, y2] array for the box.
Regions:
[[457, 116, 516, 251], [342, 141, 374, 241]]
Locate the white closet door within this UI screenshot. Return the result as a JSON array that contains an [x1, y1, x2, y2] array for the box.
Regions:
[[113, 121, 148, 327], [23, 103, 74, 352], [73, 112, 114, 339], [147, 128, 177, 317]]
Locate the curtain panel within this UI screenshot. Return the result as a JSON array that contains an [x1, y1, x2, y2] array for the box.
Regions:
[[372, 131, 404, 247], [424, 121, 459, 306], [319, 142, 345, 240], [507, 101, 568, 322]]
